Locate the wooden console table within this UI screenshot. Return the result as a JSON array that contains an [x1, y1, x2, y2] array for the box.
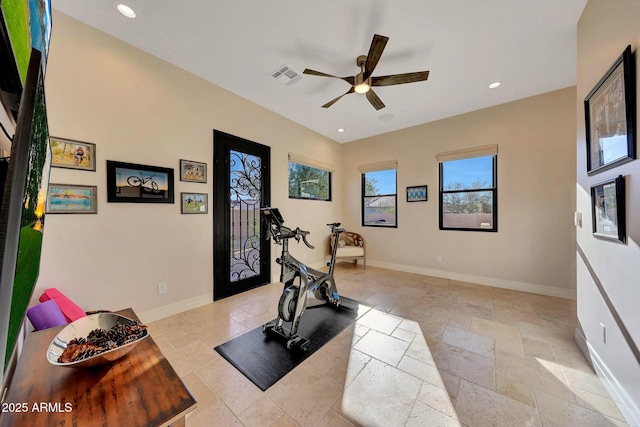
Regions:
[[0, 308, 196, 427]]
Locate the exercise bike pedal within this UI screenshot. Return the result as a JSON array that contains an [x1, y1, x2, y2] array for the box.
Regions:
[[286, 336, 310, 352]]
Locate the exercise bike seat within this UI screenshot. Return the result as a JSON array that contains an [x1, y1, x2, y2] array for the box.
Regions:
[[327, 222, 341, 227]]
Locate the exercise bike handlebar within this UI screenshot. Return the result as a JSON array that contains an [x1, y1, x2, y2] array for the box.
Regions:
[[294, 227, 315, 249], [271, 224, 315, 249]]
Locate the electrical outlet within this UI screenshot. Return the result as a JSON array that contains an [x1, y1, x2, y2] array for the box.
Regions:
[[600, 322, 606, 344], [158, 282, 167, 295], [437, 255, 443, 263]]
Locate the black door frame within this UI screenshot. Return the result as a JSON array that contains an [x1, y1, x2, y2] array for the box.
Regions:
[[213, 130, 271, 300]]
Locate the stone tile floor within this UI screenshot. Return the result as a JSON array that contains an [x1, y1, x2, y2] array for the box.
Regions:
[[148, 264, 628, 426]]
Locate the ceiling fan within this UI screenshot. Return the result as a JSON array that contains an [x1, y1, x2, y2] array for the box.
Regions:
[[303, 34, 429, 110]]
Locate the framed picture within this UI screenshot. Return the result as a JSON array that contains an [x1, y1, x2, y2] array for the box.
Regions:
[[46, 184, 98, 214], [407, 185, 428, 202], [584, 45, 635, 175], [180, 159, 207, 183], [591, 175, 625, 243], [106, 160, 174, 203], [50, 137, 96, 171], [181, 192, 208, 214]]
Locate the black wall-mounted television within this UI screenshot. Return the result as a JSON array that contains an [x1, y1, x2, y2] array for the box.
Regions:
[[0, 47, 51, 390], [0, 0, 53, 390], [0, 0, 51, 119]]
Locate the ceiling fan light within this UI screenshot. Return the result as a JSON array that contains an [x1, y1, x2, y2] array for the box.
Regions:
[[354, 83, 370, 93]]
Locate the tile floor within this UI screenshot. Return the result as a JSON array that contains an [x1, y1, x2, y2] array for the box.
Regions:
[[148, 264, 628, 426]]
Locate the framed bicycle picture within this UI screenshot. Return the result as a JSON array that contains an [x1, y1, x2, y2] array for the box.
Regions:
[[50, 137, 96, 171], [106, 160, 174, 203], [584, 45, 635, 175]]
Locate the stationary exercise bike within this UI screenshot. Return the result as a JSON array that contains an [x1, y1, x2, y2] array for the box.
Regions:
[[261, 207, 347, 351]]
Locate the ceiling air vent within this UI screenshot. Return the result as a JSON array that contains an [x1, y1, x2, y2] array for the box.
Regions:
[[271, 64, 301, 86]]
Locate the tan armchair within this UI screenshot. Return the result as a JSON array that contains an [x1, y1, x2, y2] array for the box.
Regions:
[[331, 231, 366, 267]]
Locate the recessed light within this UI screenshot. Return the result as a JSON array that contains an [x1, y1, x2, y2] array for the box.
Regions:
[[116, 3, 136, 18], [337, 128, 345, 133], [489, 82, 501, 89]]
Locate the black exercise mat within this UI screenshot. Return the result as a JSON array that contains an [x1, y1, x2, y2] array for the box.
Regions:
[[214, 296, 371, 390]]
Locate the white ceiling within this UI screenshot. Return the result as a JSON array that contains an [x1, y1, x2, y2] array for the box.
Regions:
[[51, 0, 587, 143]]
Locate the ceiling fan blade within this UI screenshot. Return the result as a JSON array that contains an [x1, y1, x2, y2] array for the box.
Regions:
[[303, 69, 355, 85], [366, 89, 385, 110], [363, 34, 389, 80], [371, 71, 430, 86], [322, 87, 356, 108]]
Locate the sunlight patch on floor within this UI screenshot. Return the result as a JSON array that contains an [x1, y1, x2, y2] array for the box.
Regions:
[[341, 308, 460, 426]]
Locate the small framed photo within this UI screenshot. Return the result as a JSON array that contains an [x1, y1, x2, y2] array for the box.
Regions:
[[407, 185, 428, 202], [591, 175, 625, 243], [584, 45, 636, 175], [50, 137, 96, 171], [107, 160, 174, 203], [46, 184, 98, 214], [180, 159, 207, 183], [181, 192, 208, 214]]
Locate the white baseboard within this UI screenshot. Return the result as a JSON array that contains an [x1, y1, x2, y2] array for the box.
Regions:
[[586, 340, 640, 426], [138, 258, 574, 323], [137, 293, 212, 323], [366, 259, 576, 299]]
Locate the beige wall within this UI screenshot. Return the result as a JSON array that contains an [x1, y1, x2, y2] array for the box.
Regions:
[[38, 11, 342, 321], [340, 87, 577, 297], [38, 10, 579, 324], [577, 0, 640, 423]]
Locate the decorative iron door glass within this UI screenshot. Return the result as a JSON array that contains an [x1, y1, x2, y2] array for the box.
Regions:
[[106, 161, 174, 203], [213, 130, 270, 300], [230, 150, 262, 282]]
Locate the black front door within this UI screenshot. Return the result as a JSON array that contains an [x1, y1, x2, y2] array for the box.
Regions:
[[213, 130, 271, 300]]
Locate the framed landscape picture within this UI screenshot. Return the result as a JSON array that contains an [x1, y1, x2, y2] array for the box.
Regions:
[[46, 184, 97, 214], [50, 137, 96, 171], [591, 175, 625, 243], [180, 159, 207, 183], [181, 192, 208, 214], [584, 45, 635, 175], [107, 160, 174, 203]]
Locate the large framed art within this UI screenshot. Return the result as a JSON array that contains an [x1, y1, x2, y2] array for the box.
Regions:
[[106, 160, 174, 203], [584, 45, 635, 175]]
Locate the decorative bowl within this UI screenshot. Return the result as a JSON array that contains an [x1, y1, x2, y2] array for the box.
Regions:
[[46, 312, 148, 368]]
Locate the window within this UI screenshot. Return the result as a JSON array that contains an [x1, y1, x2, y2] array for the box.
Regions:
[[288, 154, 332, 201], [361, 162, 397, 227], [438, 145, 497, 231]]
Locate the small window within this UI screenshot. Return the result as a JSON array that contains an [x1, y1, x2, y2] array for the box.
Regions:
[[439, 149, 497, 231], [288, 162, 331, 201], [362, 168, 397, 227]]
